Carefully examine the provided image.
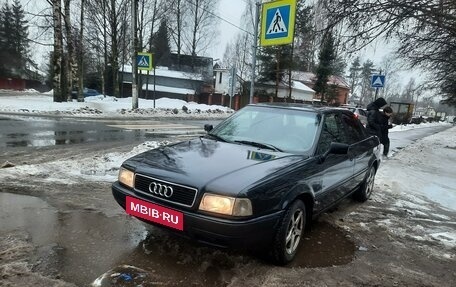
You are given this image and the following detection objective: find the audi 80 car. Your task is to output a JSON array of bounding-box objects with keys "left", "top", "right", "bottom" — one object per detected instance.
[{"left": 112, "top": 103, "right": 381, "bottom": 264}]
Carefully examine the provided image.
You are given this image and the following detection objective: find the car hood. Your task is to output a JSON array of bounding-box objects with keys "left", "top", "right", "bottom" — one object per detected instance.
[{"left": 123, "top": 138, "right": 307, "bottom": 196}]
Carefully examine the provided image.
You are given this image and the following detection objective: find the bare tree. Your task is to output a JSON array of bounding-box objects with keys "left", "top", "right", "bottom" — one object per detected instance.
[
  {"left": 63, "top": 0, "right": 76, "bottom": 101},
  {"left": 347, "top": 56, "right": 362, "bottom": 102},
  {"left": 85, "top": 0, "right": 128, "bottom": 97},
  {"left": 167, "top": 0, "right": 187, "bottom": 67},
  {"left": 184, "top": 0, "right": 220, "bottom": 63},
  {"left": 379, "top": 54, "right": 401, "bottom": 101},
  {"left": 321, "top": 0, "right": 456, "bottom": 106},
  {"left": 109, "top": 0, "right": 123, "bottom": 98},
  {"left": 52, "top": 0, "right": 63, "bottom": 102},
  {"left": 359, "top": 59, "right": 375, "bottom": 106},
  {"left": 222, "top": 1, "right": 256, "bottom": 83},
  {"left": 77, "top": 0, "right": 84, "bottom": 102}
]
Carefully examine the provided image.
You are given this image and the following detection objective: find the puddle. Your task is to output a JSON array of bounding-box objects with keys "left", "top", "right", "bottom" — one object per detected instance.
[
  {"left": 0, "top": 192, "right": 146, "bottom": 286},
  {"left": 0, "top": 192, "right": 356, "bottom": 286},
  {"left": 290, "top": 221, "right": 356, "bottom": 268},
  {"left": 92, "top": 222, "right": 356, "bottom": 286},
  {"left": 3, "top": 129, "right": 151, "bottom": 147}
]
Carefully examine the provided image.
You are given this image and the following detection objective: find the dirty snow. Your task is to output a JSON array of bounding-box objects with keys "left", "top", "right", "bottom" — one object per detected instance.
[{"left": 0, "top": 91, "right": 233, "bottom": 118}]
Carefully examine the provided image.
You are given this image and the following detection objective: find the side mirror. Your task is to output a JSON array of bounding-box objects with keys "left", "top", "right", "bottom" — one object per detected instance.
[
  {"left": 204, "top": 124, "right": 213, "bottom": 132},
  {"left": 319, "top": 142, "right": 349, "bottom": 163},
  {"left": 328, "top": 142, "right": 349, "bottom": 155}
]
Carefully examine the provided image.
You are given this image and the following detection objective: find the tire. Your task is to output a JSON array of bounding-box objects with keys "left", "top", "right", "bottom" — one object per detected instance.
[
  {"left": 354, "top": 166, "right": 376, "bottom": 202},
  {"left": 271, "top": 200, "right": 306, "bottom": 265}
]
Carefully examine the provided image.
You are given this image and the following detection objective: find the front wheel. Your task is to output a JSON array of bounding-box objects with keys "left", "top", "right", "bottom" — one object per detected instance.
[
  {"left": 354, "top": 166, "right": 376, "bottom": 202},
  {"left": 271, "top": 200, "right": 306, "bottom": 265}
]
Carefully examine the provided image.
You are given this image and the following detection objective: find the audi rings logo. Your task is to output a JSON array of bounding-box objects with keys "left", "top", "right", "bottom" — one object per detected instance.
[{"left": 148, "top": 182, "right": 174, "bottom": 198}]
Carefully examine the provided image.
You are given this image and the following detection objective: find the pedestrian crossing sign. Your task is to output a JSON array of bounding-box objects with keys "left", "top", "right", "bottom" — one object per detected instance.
[
  {"left": 371, "top": 75, "right": 386, "bottom": 88},
  {"left": 260, "top": 0, "right": 296, "bottom": 46},
  {"left": 137, "top": 52, "right": 153, "bottom": 71}
]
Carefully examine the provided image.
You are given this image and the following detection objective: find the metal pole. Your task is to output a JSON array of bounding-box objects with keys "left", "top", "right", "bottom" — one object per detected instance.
[
  {"left": 153, "top": 65, "right": 156, "bottom": 109},
  {"left": 249, "top": 1, "right": 260, "bottom": 104},
  {"left": 131, "top": 0, "right": 138, "bottom": 109},
  {"left": 230, "top": 66, "right": 236, "bottom": 109},
  {"left": 145, "top": 69, "right": 149, "bottom": 99}
]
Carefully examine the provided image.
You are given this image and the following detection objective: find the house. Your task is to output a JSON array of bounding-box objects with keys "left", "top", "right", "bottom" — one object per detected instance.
[
  {"left": 120, "top": 65, "right": 205, "bottom": 100},
  {"left": 291, "top": 71, "right": 350, "bottom": 105},
  {"left": 254, "top": 80, "right": 315, "bottom": 103},
  {"left": 212, "top": 65, "right": 242, "bottom": 109},
  {"left": 119, "top": 53, "right": 215, "bottom": 104},
  {"left": 415, "top": 106, "right": 436, "bottom": 118}
]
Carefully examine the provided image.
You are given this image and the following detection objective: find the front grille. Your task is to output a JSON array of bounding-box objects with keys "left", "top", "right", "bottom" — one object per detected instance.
[{"left": 134, "top": 174, "right": 198, "bottom": 207}]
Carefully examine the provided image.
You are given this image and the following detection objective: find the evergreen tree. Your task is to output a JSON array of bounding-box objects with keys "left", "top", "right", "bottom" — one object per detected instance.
[
  {"left": 0, "top": 0, "right": 29, "bottom": 77},
  {"left": 0, "top": 2, "right": 14, "bottom": 76},
  {"left": 151, "top": 19, "right": 171, "bottom": 67},
  {"left": 293, "top": 2, "right": 316, "bottom": 72},
  {"left": 257, "top": 45, "right": 293, "bottom": 97},
  {"left": 313, "top": 31, "right": 336, "bottom": 102}
]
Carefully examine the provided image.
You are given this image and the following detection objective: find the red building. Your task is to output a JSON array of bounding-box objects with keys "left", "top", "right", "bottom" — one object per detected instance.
[{"left": 292, "top": 71, "right": 350, "bottom": 106}]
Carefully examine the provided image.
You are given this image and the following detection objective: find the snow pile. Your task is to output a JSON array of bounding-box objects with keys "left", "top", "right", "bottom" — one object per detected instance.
[
  {"left": 0, "top": 141, "right": 169, "bottom": 184},
  {"left": 0, "top": 93, "right": 234, "bottom": 118}
]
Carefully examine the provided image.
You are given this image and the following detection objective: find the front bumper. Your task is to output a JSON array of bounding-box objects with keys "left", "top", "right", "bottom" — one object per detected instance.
[{"left": 112, "top": 181, "right": 283, "bottom": 249}]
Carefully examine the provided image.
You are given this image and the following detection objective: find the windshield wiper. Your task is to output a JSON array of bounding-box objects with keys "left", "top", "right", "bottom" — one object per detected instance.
[
  {"left": 204, "top": 133, "right": 227, "bottom": 142},
  {"left": 234, "top": 140, "right": 282, "bottom": 152}
]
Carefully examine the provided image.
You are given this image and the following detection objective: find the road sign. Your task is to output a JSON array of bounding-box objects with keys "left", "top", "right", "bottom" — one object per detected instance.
[
  {"left": 371, "top": 75, "right": 386, "bottom": 88},
  {"left": 137, "top": 52, "right": 153, "bottom": 71},
  {"left": 260, "top": 0, "right": 296, "bottom": 46}
]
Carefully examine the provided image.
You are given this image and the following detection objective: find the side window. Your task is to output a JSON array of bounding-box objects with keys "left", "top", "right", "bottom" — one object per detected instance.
[
  {"left": 316, "top": 113, "right": 347, "bottom": 155},
  {"left": 341, "top": 113, "right": 366, "bottom": 143}
]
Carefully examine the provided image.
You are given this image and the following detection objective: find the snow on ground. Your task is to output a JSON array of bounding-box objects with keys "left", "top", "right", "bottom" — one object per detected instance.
[{"left": 0, "top": 91, "right": 234, "bottom": 118}]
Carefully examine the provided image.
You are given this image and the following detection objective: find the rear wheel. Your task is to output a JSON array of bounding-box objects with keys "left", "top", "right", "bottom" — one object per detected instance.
[
  {"left": 354, "top": 166, "right": 376, "bottom": 202},
  {"left": 272, "top": 200, "right": 306, "bottom": 265}
]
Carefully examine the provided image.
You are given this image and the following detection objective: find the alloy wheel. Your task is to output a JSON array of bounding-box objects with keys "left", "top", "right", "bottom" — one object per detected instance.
[
  {"left": 365, "top": 169, "right": 375, "bottom": 198},
  {"left": 285, "top": 209, "right": 304, "bottom": 255}
]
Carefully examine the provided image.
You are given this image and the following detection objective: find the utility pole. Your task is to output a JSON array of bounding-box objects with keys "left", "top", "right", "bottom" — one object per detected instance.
[
  {"left": 249, "top": 0, "right": 260, "bottom": 104},
  {"left": 131, "top": 0, "right": 138, "bottom": 109}
]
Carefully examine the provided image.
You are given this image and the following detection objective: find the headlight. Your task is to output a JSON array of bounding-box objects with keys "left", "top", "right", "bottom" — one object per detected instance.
[
  {"left": 118, "top": 167, "right": 134, "bottom": 188},
  {"left": 199, "top": 193, "right": 252, "bottom": 216}
]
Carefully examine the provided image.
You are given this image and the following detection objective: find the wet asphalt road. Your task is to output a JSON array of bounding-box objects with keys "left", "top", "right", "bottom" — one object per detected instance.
[
  {"left": 0, "top": 116, "right": 452, "bottom": 286},
  {"left": 0, "top": 115, "right": 222, "bottom": 149}
]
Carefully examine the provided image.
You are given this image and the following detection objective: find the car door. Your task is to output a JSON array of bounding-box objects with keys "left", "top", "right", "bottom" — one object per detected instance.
[
  {"left": 340, "top": 112, "right": 373, "bottom": 188},
  {"left": 312, "top": 112, "right": 355, "bottom": 212}
]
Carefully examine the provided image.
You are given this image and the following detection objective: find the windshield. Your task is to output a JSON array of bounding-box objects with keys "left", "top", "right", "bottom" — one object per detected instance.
[{"left": 210, "top": 105, "right": 319, "bottom": 154}]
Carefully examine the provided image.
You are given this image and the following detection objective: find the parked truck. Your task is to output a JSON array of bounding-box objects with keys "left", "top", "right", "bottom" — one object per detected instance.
[{"left": 389, "top": 101, "right": 414, "bottom": 124}]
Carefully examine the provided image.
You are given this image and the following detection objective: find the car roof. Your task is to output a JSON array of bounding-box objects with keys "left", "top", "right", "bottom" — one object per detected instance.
[{"left": 249, "top": 102, "right": 350, "bottom": 114}]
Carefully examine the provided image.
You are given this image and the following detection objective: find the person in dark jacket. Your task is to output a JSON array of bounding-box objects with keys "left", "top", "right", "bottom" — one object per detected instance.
[
  {"left": 379, "top": 106, "right": 393, "bottom": 157},
  {"left": 366, "top": 97, "right": 388, "bottom": 139}
]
